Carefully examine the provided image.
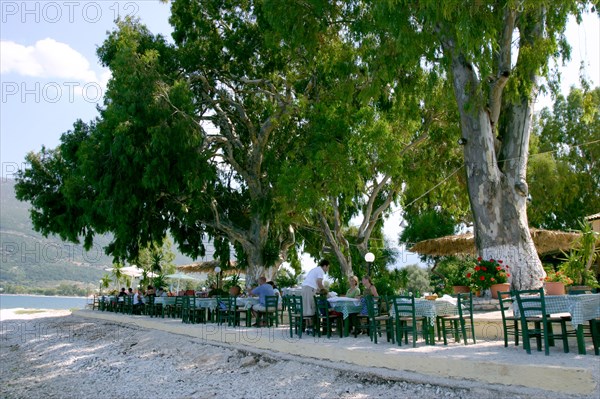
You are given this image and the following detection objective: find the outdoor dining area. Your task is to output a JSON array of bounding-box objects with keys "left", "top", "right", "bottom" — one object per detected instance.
[{"left": 92, "top": 286, "right": 599, "bottom": 356}]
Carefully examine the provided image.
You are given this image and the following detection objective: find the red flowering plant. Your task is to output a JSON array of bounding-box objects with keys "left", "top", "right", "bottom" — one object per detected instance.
[{"left": 466, "top": 257, "right": 510, "bottom": 291}]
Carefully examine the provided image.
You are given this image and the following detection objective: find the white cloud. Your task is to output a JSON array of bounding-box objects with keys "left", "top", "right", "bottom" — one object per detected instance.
[{"left": 1, "top": 38, "right": 99, "bottom": 83}]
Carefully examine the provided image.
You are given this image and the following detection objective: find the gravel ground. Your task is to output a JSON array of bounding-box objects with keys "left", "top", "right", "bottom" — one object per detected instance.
[{"left": 0, "top": 310, "right": 597, "bottom": 399}]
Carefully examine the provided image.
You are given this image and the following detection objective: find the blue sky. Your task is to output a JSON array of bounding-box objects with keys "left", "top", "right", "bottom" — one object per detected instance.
[{"left": 1, "top": 1, "right": 598, "bottom": 270}]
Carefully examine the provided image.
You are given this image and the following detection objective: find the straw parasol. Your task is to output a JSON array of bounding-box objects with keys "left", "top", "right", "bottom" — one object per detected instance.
[
  {"left": 176, "top": 260, "right": 241, "bottom": 276},
  {"left": 164, "top": 272, "right": 202, "bottom": 293},
  {"left": 409, "top": 228, "right": 581, "bottom": 257}
]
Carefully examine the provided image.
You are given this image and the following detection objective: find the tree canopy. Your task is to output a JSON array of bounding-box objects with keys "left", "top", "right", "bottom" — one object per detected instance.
[{"left": 14, "top": 0, "right": 598, "bottom": 289}]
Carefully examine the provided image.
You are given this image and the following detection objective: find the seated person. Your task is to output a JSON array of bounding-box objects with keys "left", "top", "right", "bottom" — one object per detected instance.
[
  {"left": 155, "top": 287, "right": 166, "bottom": 297},
  {"left": 117, "top": 288, "right": 127, "bottom": 301},
  {"left": 345, "top": 276, "right": 361, "bottom": 298},
  {"left": 361, "top": 276, "right": 378, "bottom": 297},
  {"left": 132, "top": 289, "right": 145, "bottom": 314},
  {"left": 146, "top": 285, "right": 156, "bottom": 297},
  {"left": 358, "top": 276, "right": 379, "bottom": 316},
  {"left": 248, "top": 277, "right": 275, "bottom": 324}
]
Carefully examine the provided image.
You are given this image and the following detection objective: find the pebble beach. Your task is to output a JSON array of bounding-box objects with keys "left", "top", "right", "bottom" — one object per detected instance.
[{"left": 1, "top": 309, "right": 598, "bottom": 399}]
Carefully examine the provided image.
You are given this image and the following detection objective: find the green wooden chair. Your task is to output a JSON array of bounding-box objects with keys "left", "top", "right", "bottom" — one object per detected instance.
[
  {"left": 314, "top": 295, "right": 343, "bottom": 338},
  {"left": 233, "top": 298, "right": 252, "bottom": 327},
  {"left": 590, "top": 318, "right": 600, "bottom": 356},
  {"left": 181, "top": 296, "right": 199, "bottom": 324},
  {"left": 514, "top": 288, "right": 574, "bottom": 355},
  {"left": 98, "top": 297, "right": 107, "bottom": 311},
  {"left": 497, "top": 290, "right": 519, "bottom": 347},
  {"left": 216, "top": 296, "right": 237, "bottom": 326},
  {"left": 145, "top": 296, "right": 164, "bottom": 318},
  {"left": 440, "top": 292, "right": 476, "bottom": 345},
  {"left": 256, "top": 295, "right": 279, "bottom": 327},
  {"left": 122, "top": 295, "right": 133, "bottom": 315},
  {"left": 166, "top": 296, "right": 183, "bottom": 319},
  {"left": 287, "top": 295, "right": 311, "bottom": 338},
  {"left": 353, "top": 296, "right": 393, "bottom": 344},
  {"left": 391, "top": 294, "right": 430, "bottom": 347}
]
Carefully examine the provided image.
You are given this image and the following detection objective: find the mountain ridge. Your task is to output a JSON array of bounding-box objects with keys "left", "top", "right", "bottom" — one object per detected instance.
[{"left": 1, "top": 179, "right": 197, "bottom": 291}]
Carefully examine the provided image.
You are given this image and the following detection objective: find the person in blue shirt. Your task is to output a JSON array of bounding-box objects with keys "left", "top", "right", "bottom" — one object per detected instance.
[{"left": 249, "top": 277, "right": 275, "bottom": 324}]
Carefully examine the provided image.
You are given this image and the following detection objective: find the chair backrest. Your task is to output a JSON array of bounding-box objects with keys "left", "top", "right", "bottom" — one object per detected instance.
[
  {"left": 391, "top": 294, "right": 416, "bottom": 319},
  {"left": 182, "top": 296, "right": 191, "bottom": 308},
  {"left": 456, "top": 292, "right": 473, "bottom": 318},
  {"left": 363, "top": 296, "right": 380, "bottom": 318},
  {"left": 497, "top": 290, "right": 514, "bottom": 319},
  {"left": 514, "top": 288, "right": 547, "bottom": 319},
  {"left": 314, "top": 295, "right": 330, "bottom": 317},
  {"left": 217, "top": 296, "right": 235, "bottom": 311},
  {"left": 287, "top": 295, "right": 303, "bottom": 317},
  {"left": 265, "top": 295, "right": 278, "bottom": 312}
]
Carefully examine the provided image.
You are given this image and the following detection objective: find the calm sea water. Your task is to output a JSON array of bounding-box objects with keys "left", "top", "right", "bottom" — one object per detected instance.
[{"left": 0, "top": 294, "right": 90, "bottom": 310}]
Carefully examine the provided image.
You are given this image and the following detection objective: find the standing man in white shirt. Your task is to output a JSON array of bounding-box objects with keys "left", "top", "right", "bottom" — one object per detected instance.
[{"left": 301, "top": 259, "right": 330, "bottom": 317}]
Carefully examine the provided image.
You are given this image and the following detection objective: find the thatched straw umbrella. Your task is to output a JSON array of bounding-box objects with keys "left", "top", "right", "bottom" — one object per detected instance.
[{"left": 409, "top": 228, "right": 581, "bottom": 257}]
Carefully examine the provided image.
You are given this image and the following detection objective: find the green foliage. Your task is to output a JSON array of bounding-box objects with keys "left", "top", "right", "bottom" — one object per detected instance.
[
  {"left": 372, "top": 272, "right": 397, "bottom": 297},
  {"left": 431, "top": 256, "right": 475, "bottom": 295},
  {"left": 152, "top": 274, "right": 168, "bottom": 290},
  {"left": 14, "top": 8, "right": 303, "bottom": 277},
  {"left": 399, "top": 209, "right": 458, "bottom": 252},
  {"left": 558, "top": 220, "right": 600, "bottom": 287},
  {"left": 222, "top": 274, "right": 242, "bottom": 290},
  {"left": 529, "top": 87, "right": 600, "bottom": 229},
  {"left": 328, "top": 278, "right": 350, "bottom": 296},
  {"left": 275, "top": 268, "right": 299, "bottom": 289},
  {"left": 401, "top": 265, "right": 432, "bottom": 296}
]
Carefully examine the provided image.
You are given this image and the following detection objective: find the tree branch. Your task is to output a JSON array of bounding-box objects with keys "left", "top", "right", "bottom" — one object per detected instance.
[{"left": 488, "top": 7, "right": 516, "bottom": 133}]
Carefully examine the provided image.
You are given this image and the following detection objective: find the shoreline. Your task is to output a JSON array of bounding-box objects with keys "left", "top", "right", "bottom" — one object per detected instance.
[
  {"left": 0, "top": 293, "right": 91, "bottom": 299},
  {"left": 0, "top": 308, "right": 72, "bottom": 320}
]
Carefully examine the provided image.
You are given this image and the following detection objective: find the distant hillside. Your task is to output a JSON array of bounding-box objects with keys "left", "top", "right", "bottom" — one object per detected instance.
[{"left": 0, "top": 179, "right": 197, "bottom": 291}]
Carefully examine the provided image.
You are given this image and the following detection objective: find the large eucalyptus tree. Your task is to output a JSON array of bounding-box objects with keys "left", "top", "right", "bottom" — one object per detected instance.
[
  {"left": 266, "top": 0, "right": 595, "bottom": 289},
  {"left": 15, "top": 1, "right": 317, "bottom": 284},
  {"left": 372, "top": 1, "right": 595, "bottom": 289}
]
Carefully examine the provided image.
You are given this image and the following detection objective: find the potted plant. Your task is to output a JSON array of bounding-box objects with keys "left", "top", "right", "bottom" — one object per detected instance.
[
  {"left": 543, "top": 267, "right": 573, "bottom": 295},
  {"left": 466, "top": 257, "right": 510, "bottom": 298},
  {"left": 433, "top": 257, "right": 473, "bottom": 294},
  {"left": 559, "top": 220, "right": 599, "bottom": 291}
]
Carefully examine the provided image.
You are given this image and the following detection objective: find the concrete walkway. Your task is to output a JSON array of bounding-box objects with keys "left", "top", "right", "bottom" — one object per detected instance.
[{"left": 75, "top": 309, "right": 599, "bottom": 397}]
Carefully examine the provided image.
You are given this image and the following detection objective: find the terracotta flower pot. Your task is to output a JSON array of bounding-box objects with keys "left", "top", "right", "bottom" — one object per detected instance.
[
  {"left": 490, "top": 283, "right": 511, "bottom": 299},
  {"left": 452, "top": 285, "right": 470, "bottom": 294},
  {"left": 545, "top": 281, "right": 566, "bottom": 295}
]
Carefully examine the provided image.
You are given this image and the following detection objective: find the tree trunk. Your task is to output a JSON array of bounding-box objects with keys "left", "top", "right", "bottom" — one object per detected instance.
[
  {"left": 450, "top": 57, "right": 544, "bottom": 291},
  {"left": 319, "top": 211, "right": 354, "bottom": 280}
]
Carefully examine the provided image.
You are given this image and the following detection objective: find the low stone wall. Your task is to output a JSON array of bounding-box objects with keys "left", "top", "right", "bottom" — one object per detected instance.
[{"left": 473, "top": 297, "right": 501, "bottom": 311}]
